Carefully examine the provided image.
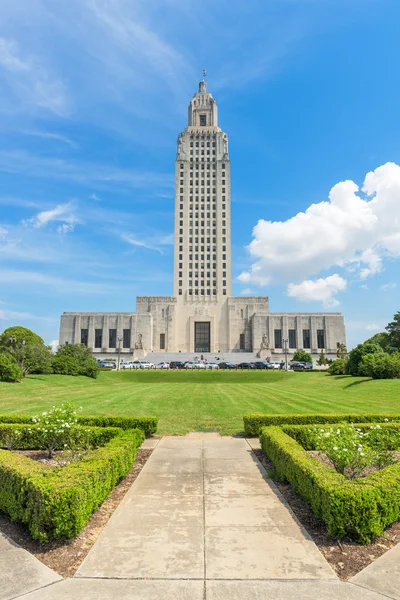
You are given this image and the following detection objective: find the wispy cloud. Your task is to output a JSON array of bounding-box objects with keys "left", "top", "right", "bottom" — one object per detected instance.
[
  {"left": 0, "top": 150, "right": 173, "bottom": 191},
  {"left": 23, "top": 130, "right": 76, "bottom": 147},
  {"left": 23, "top": 201, "right": 80, "bottom": 233},
  {"left": 0, "top": 37, "right": 69, "bottom": 116},
  {"left": 121, "top": 231, "right": 174, "bottom": 253}
]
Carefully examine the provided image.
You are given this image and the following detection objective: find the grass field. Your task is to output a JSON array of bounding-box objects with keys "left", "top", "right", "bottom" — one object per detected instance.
[{"left": 0, "top": 370, "right": 399, "bottom": 435}]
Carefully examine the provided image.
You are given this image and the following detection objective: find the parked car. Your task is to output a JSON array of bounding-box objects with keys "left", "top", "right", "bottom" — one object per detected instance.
[
  {"left": 269, "top": 362, "right": 282, "bottom": 370},
  {"left": 194, "top": 362, "right": 206, "bottom": 369},
  {"left": 131, "top": 360, "right": 143, "bottom": 369},
  {"left": 120, "top": 361, "right": 135, "bottom": 370},
  {"left": 169, "top": 361, "right": 186, "bottom": 369},
  {"left": 217, "top": 362, "right": 236, "bottom": 369},
  {"left": 253, "top": 361, "right": 271, "bottom": 370},
  {"left": 205, "top": 362, "right": 219, "bottom": 370},
  {"left": 237, "top": 362, "right": 255, "bottom": 369},
  {"left": 140, "top": 361, "right": 155, "bottom": 369},
  {"left": 98, "top": 360, "right": 116, "bottom": 369},
  {"left": 156, "top": 362, "right": 170, "bottom": 369},
  {"left": 184, "top": 361, "right": 196, "bottom": 369}
]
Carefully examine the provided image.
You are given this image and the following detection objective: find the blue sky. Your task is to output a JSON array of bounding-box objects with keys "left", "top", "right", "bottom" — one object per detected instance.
[{"left": 0, "top": 0, "right": 399, "bottom": 349}]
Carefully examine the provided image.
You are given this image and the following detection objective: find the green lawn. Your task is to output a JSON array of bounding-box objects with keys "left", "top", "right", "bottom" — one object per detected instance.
[{"left": 0, "top": 370, "right": 399, "bottom": 435}]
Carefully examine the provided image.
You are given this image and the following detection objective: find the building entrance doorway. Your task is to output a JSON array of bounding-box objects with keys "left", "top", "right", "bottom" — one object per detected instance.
[{"left": 195, "top": 322, "right": 210, "bottom": 353}]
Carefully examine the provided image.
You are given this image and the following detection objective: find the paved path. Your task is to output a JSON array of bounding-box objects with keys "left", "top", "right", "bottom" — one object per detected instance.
[{"left": 1, "top": 434, "right": 399, "bottom": 599}]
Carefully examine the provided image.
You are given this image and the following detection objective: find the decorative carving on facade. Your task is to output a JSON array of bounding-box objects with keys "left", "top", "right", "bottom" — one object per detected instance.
[
  {"left": 134, "top": 334, "right": 143, "bottom": 349},
  {"left": 260, "top": 334, "right": 269, "bottom": 350}
]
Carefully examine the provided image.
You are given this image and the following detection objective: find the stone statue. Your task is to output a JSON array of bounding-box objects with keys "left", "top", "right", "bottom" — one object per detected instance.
[
  {"left": 260, "top": 334, "right": 269, "bottom": 350},
  {"left": 134, "top": 334, "right": 143, "bottom": 350}
]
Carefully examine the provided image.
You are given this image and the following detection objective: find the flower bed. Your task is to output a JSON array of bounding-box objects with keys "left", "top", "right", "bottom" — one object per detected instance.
[
  {"left": 244, "top": 412, "right": 400, "bottom": 437},
  {"left": 0, "top": 425, "right": 144, "bottom": 542},
  {"left": 260, "top": 423, "right": 400, "bottom": 543}
]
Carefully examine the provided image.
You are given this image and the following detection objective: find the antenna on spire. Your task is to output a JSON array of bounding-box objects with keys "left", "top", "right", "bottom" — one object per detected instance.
[{"left": 202, "top": 69, "right": 207, "bottom": 79}]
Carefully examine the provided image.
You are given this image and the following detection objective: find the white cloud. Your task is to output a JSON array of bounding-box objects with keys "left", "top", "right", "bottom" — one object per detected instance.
[
  {"left": 287, "top": 274, "right": 347, "bottom": 307},
  {"left": 121, "top": 232, "right": 173, "bottom": 253},
  {"left": 365, "top": 323, "right": 383, "bottom": 332},
  {"left": 24, "top": 202, "right": 79, "bottom": 233},
  {"left": 380, "top": 283, "right": 397, "bottom": 291},
  {"left": 240, "top": 288, "right": 254, "bottom": 295},
  {"left": 49, "top": 339, "right": 59, "bottom": 352},
  {"left": 239, "top": 163, "right": 400, "bottom": 301},
  {"left": 0, "top": 37, "right": 68, "bottom": 116},
  {"left": 24, "top": 130, "right": 76, "bottom": 146},
  {"left": 0, "top": 227, "right": 7, "bottom": 237}
]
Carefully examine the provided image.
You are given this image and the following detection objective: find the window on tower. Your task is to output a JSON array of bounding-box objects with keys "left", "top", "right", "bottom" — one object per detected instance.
[{"left": 200, "top": 114, "right": 207, "bottom": 126}]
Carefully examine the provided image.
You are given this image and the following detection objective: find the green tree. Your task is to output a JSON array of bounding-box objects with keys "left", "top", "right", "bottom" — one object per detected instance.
[
  {"left": 0, "top": 354, "right": 22, "bottom": 382},
  {"left": 317, "top": 350, "right": 327, "bottom": 366},
  {"left": 386, "top": 311, "right": 400, "bottom": 350},
  {"left": 52, "top": 344, "right": 98, "bottom": 379},
  {"left": 359, "top": 352, "right": 400, "bottom": 379},
  {"left": 347, "top": 341, "right": 384, "bottom": 376},
  {"left": 336, "top": 343, "right": 348, "bottom": 359},
  {"left": 0, "top": 326, "right": 44, "bottom": 349},
  {"left": 293, "top": 350, "right": 313, "bottom": 364},
  {"left": 0, "top": 326, "right": 52, "bottom": 376}
]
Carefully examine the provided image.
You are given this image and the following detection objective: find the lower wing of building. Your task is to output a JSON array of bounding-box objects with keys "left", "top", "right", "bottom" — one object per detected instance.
[{"left": 59, "top": 295, "right": 345, "bottom": 360}]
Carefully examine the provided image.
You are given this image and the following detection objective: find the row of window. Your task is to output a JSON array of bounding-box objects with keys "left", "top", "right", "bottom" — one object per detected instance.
[
  {"left": 273, "top": 329, "right": 325, "bottom": 350},
  {"left": 81, "top": 329, "right": 132, "bottom": 349}
]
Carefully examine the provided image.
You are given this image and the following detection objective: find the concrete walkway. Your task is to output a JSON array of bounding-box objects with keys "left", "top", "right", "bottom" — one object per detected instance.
[{"left": 1, "top": 434, "right": 399, "bottom": 599}]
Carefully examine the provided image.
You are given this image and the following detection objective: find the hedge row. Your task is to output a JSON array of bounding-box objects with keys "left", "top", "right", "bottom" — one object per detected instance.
[
  {"left": 0, "top": 424, "right": 121, "bottom": 450},
  {"left": 0, "top": 415, "right": 158, "bottom": 438},
  {"left": 0, "top": 428, "right": 144, "bottom": 542},
  {"left": 260, "top": 425, "right": 400, "bottom": 543},
  {"left": 244, "top": 413, "right": 400, "bottom": 437}
]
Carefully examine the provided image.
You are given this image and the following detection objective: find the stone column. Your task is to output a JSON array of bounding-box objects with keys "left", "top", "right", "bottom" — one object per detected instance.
[
  {"left": 88, "top": 315, "right": 95, "bottom": 349},
  {"left": 267, "top": 316, "right": 274, "bottom": 350},
  {"left": 282, "top": 315, "right": 288, "bottom": 347},
  {"left": 73, "top": 315, "right": 80, "bottom": 344},
  {"left": 311, "top": 316, "right": 318, "bottom": 352},
  {"left": 103, "top": 315, "right": 109, "bottom": 351}
]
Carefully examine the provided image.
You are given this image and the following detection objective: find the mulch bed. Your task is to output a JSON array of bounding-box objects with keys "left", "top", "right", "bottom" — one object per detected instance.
[
  {"left": 253, "top": 448, "right": 400, "bottom": 580},
  {"left": 0, "top": 448, "right": 153, "bottom": 578}
]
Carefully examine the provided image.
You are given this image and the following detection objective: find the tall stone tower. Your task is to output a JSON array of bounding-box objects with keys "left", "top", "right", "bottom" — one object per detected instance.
[{"left": 173, "top": 78, "right": 232, "bottom": 301}]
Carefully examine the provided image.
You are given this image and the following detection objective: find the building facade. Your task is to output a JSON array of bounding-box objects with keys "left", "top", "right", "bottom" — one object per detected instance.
[{"left": 59, "top": 79, "right": 346, "bottom": 360}]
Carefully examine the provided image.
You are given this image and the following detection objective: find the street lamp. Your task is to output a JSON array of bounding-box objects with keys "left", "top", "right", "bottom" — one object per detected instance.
[
  {"left": 117, "top": 334, "right": 123, "bottom": 370},
  {"left": 283, "top": 338, "right": 288, "bottom": 371}
]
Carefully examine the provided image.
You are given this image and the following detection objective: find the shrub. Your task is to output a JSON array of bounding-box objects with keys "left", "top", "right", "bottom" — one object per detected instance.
[
  {"left": 260, "top": 424, "right": 400, "bottom": 543},
  {"left": 0, "top": 427, "right": 144, "bottom": 541},
  {"left": 347, "top": 341, "right": 384, "bottom": 376},
  {"left": 293, "top": 350, "right": 312, "bottom": 364},
  {"left": 328, "top": 358, "right": 347, "bottom": 375},
  {"left": 317, "top": 351, "right": 327, "bottom": 366},
  {"left": 359, "top": 352, "right": 400, "bottom": 379},
  {"left": 0, "top": 354, "right": 22, "bottom": 382},
  {"left": 52, "top": 344, "right": 98, "bottom": 379},
  {"left": 243, "top": 412, "right": 400, "bottom": 437},
  {"left": 0, "top": 414, "right": 158, "bottom": 438},
  {"left": 0, "top": 423, "right": 122, "bottom": 451},
  {"left": 305, "top": 423, "right": 374, "bottom": 479}
]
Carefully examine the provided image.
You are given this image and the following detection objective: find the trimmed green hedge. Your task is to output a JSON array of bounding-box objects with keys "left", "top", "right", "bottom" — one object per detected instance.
[
  {"left": 0, "top": 415, "right": 158, "bottom": 438},
  {"left": 244, "top": 413, "right": 400, "bottom": 437},
  {"left": 0, "top": 424, "right": 122, "bottom": 450},
  {"left": 260, "top": 425, "right": 400, "bottom": 543},
  {"left": 0, "top": 428, "right": 144, "bottom": 542}
]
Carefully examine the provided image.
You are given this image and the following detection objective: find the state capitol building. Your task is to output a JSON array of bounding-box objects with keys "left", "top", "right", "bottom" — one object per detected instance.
[{"left": 60, "top": 79, "right": 346, "bottom": 361}]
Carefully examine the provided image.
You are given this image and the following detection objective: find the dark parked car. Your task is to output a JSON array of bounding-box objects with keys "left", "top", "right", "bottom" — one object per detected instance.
[
  {"left": 218, "top": 362, "right": 236, "bottom": 369},
  {"left": 237, "top": 362, "right": 256, "bottom": 370},
  {"left": 253, "top": 361, "right": 271, "bottom": 370},
  {"left": 169, "top": 361, "right": 186, "bottom": 369}
]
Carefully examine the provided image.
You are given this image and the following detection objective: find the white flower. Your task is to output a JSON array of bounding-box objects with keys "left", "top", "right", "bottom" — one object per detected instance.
[
  {"left": 360, "top": 452, "right": 365, "bottom": 456},
  {"left": 337, "top": 429, "right": 341, "bottom": 434},
  {"left": 384, "top": 418, "right": 389, "bottom": 422},
  {"left": 333, "top": 446, "right": 338, "bottom": 451},
  {"left": 376, "top": 425, "right": 381, "bottom": 429},
  {"left": 343, "top": 448, "right": 347, "bottom": 452}
]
